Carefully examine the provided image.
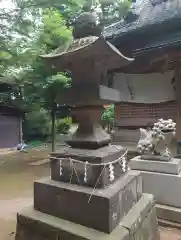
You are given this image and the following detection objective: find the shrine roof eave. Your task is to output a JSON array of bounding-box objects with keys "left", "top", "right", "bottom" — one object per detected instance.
[
  {"left": 0, "top": 103, "right": 26, "bottom": 115},
  {"left": 41, "top": 36, "right": 134, "bottom": 71},
  {"left": 133, "top": 38, "right": 181, "bottom": 58},
  {"left": 104, "top": 16, "right": 181, "bottom": 45},
  {"left": 110, "top": 42, "right": 181, "bottom": 74},
  {"left": 103, "top": 0, "right": 181, "bottom": 50}
]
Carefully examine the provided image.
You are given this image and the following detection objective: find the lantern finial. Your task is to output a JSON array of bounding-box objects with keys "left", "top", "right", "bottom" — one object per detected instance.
[{"left": 72, "top": 12, "right": 102, "bottom": 39}]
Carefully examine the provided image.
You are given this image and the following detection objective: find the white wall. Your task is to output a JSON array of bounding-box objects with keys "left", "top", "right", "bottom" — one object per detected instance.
[{"left": 113, "top": 71, "right": 175, "bottom": 103}]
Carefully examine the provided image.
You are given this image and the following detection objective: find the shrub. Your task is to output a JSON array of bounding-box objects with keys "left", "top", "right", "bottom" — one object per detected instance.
[
  {"left": 56, "top": 117, "right": 72, "bottom": 134},
  {"left": 23, "top": 108, "right": 51, "bottom": 141},
  {"left": 101, "top": 104, "right": 115, "bottom": 133}
]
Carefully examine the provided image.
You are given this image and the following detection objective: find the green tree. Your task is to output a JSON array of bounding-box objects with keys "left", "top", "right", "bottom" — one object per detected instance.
[
  {"left": 0, "top": 0, "right": 131, "bottom": 145},
  {"left": 17, "top": 8, "right": 73, "bottom": 144},
  {"left": 0, "top": 0, "right": 85, "bottom": 75},
  {"left": 83, "top": 0, "right": 131, "bottom": 26},
  {"left": 15, "top": 8, "right": 72, "bottom": 106},
  {"left": 101, "top": 104, "right": 114, "bottom": 133},
  {"left": 43, "top": 73, "right": 71, "bottom": 151}
]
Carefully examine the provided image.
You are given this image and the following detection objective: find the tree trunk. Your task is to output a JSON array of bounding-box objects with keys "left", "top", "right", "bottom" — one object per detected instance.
[{"left": 51, "top": 103, "right": 56, "bottom": 152}]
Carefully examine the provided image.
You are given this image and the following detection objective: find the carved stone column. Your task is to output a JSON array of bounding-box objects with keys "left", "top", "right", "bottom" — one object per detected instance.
[{"left": 67, "top": 106, "right": 111, "bottom": 149}]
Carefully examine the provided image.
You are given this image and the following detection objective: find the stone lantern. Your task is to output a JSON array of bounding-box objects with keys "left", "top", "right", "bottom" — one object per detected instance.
[
  {"left": 42, "top": 21, "right": 132, "bottom": 151},
  {"left": 15, "top": 12, "right": 160, "bottom": 240}
]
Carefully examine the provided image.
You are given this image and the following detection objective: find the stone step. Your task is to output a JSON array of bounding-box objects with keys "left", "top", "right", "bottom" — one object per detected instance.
[
  {"left": 15, "top": 194, "right": 159, "bottom": 240},
  {"left": 130, "top": 161, "right": 181, "bottom": 208},
  {"left": 157, "top": 204, "right": 181, "bottom": 225}
]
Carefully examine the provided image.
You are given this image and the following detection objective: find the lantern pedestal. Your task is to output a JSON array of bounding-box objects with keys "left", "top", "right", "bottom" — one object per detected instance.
[
  {"left": 15, "top": 124, "right": 159, "bottom": 239},
  {"left": 130, "top": 156, "right": 181, "bottom": 224}
]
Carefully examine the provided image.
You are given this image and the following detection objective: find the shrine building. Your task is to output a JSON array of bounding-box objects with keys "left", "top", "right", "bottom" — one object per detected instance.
[{"left": 103, "top": 0, "right": 181, "bottom": 149}]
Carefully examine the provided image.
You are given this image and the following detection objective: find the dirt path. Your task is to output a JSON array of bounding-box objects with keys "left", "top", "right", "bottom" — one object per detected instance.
[
  {"left": 0, "top": 147, "right": 50, "bottom": 240},
  {"left": 159, "top": 227, "right": 181, "bottom": 239}
]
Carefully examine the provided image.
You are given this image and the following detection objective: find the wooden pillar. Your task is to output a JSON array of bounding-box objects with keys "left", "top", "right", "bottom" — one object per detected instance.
[{"left": 174, "top": 64, "right": 181, "bottom": 154}]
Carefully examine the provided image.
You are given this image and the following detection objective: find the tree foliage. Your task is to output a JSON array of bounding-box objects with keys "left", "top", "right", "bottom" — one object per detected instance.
[
  {"left": 0, "top": 0, "right": 132, "bottom": 142},
  {"left": 14, "top": 9, "right": 72, "bottom": 109},
  {"left": 101, "top": 104, "right": 115, "bottom": 133},
  {"left": 17, "top": 8, "right": 74, "bottom": 143},
  {"left": 43, "top": 73, "right": 71, "bottom": 151},
  {"left": 0, "top": 0, "right": 84, "bottom": 75},
  {"left": 83, "top": 0, "right": 131, "bottom": 26},
  {"left": 1, "top": 0, "right": 131, "bottom": 77}
]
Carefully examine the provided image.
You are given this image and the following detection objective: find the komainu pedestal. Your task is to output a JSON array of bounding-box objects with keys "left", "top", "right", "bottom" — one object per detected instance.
[
  {"left": 130, "top": 119, "right": 181, "bottom": 225},
  {"left": 130, "top": 155, "right": 181, "bottom": 225},
  {"left": 15, "top": 12, "right": 159, "bottom": 240}
]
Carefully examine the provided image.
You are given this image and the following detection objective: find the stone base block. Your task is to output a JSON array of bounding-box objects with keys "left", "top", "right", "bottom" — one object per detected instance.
[
  {"left": 51, "top": 145, "right": 127, "bottom": 188},
  {"left": 131, "top": 170, "right": 181, "bottom": 208},
  {"left": 130, "top": 157, "right": 181, "bottom": 209},
  {"left": 157, "top": 204, "right": 181, "bottom": 225},
  {"left": 130, "top": 157, "right": 181, "bottom": 175},
  {"left": 141, "top": 155, "right": 171, "bottom": 162},
  {"left": 34, "top": 171, "right": 142, "bottom": 233},
  {"left": 15, "top": 194, "right": 160, "bottom": 240}
]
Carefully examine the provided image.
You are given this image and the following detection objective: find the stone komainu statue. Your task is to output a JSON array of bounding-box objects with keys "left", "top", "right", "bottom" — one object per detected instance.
[{"left": 137, "top": 118, "right": 176, "bottom": 158}]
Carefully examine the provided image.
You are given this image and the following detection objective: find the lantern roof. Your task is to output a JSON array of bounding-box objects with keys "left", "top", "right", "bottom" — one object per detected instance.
[
  {"left": 41, "top": 35, "right": 133, "bottom": 71},
  {"left": 41, "top": 12, "right": 135, "bottom": 107},
  {"left": 41, "top": 12, "right": 133, "bottom": 72}
]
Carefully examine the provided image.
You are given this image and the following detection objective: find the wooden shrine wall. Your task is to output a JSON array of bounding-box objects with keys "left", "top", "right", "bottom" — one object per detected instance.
[
  {"left": 113, "top": 101, "right": 177, "bottom": 143},
  {"left": 115, "top": 101, "right": 177, "bottom": 128}
]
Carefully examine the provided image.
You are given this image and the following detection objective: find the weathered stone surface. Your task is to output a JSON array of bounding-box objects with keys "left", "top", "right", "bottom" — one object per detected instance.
[
  {"left": 51, "top": 145, "right": 128, "bottom": 188},
  {"left": 65, "top": 107, "right": 111, "bottom": 149},
  {"left": 134, "top": 207, "right": 159, "bottom": 240},
  {"left": 130, "top": 156, "right": 181, "bottom": 224},
  {"left": 130, "top": 157, "right": 181, "bottom": 175},
  {"left": 138, "top": 171, "right": 181, "bottom": 208},
  {"left": 141, "top": 155, "right": 171, "bottom": 162},
  {"left": 137, "top": 172, "right": 143, "bottom": 200},
  {"left": 16, "top": 194, "right": 159, "bottom": 240},
  {"left": 15, "top": 207, "right": 131, "bottom": 240},
  {"left": 120, "top": 194, "right": 160, "bottom": 240},
  {"left": 34, "top": 171, "right": 141, "bottom": 233},
  {"left": 120, "top": 194, "right": 156, "bottom": 235},
  {"left": 51, "top": 145, "right": 125, "bottom": 164},
  {"left": 156, "top": 203, "right": 181, "bottom": 224},
  {"left": 56, "top": 85, "right": 121, "bottom": 106}
]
